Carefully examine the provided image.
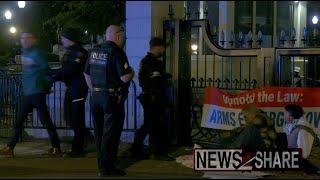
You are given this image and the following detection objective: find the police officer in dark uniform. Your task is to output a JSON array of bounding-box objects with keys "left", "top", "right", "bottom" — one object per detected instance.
[
  {"left": 84, "top": 25, "right": 134, "bottom": 176},
  {"left": 130, "top": 37, "right": 173, "bottom": 161},
  {"left": 50, "top": 28, "right": 91, "bottom": 157}
]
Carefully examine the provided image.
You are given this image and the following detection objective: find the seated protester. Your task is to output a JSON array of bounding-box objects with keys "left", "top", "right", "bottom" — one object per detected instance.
[
  {"left": 211, "top": 104, "right": 277, "bottom": 152},
  {"left": 283, "top": 104, "right": 320, "bottom": 175},
  {"left": 228, "top": 111, "right": 277, "bottom": 151},
  {"left": 258, "top": 109, "right": 288, "bottom": 150}
]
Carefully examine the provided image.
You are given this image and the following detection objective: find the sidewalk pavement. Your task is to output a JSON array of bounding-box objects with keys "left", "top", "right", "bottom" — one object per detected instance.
[
  {"left": 0, "top": 138, "right": 319, "bottom": 179},
  {"left": 0, "top": 138, "right": 203, "bottom": 179}
]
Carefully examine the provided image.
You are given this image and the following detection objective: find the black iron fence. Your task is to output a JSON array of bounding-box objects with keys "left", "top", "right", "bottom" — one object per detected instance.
[
  {"left": 0, "top": 70, "right": 21, "bottom": 138},
  {"left": 189, "top": 62, "right": 262, "bottom": 144},
  {"left": 278, "top": 55, "right": 320, "bottom": 87},
  {"left": 178, "top": 21, "right": 264, "bottom": 144},
  {"left": 0, "top": 69, "right": 138, "bottom": 139},
  {"left": 162, "top": 18, "right": 269, "bottom": 144}
]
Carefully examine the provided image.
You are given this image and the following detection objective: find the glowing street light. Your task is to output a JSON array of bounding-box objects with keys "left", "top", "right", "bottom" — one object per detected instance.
[
  {"left": 18, "top": 1, "right": 26, "bottom": 8},
  {"left": 10, "top": 26, "right": 17, "bottom": 34},
  {"left": 85, "top": 30, "right": 88, "bottom": 35},
  {"left": 312, "top": 16, "right": 318, "bottom": 25},
  {"left": 191, "top": 44, "right": 198, "bottom": 51},
  {"left": 4, "top": 10, "right": 12, "bottom": 20}
]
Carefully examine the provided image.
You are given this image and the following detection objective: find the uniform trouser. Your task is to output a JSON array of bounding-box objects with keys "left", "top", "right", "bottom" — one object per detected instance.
[
  {"left": 8, "top": 93, "right": 60, "bottom": 149},
  {"left": 64, "top": 88, "right": 88, "bottom": 153},
  {"left": 91, "top": 91, "right": 127, "bottom": 172},
  {"left": 132, "top": 93, "right": 168, "bottom": 156}
]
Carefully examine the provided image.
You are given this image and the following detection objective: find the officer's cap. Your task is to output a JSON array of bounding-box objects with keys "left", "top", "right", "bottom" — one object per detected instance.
[
  {"left": 150, "top": 37, "right": 168, "bottom": 48},
  {"left": 61, "top": 27, "right": 79, "bottom": 43}
]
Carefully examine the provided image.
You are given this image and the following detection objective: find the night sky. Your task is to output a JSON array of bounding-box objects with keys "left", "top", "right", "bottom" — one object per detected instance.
[{"left": 0, "top": 1, "right": 40, "bottom": 54}]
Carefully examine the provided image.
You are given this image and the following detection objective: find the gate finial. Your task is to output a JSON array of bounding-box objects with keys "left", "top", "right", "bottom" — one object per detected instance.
[
  {"left": 220, "top": 30, "right": 225, "bottom": 47},
  {"left": 302, "top": 27, "right": 307, "bottom": 46},
  {"left": 238, "top": 32, "right": 244, "bottom": 48},
  {"left": 280, "top": 30, "right": 286, "bottom": 46},
  {"left": 290, "top": 28, "right": 296, "bottom": 47},
  {"left": 204, "top": 1, "right": 208, "bottom": 19},
  {"left": 257, "top": 31, "right": 263, "bottom": 47},
  {"left": 168, "top": 4, "right": 174, "bottom": 19},
  {"left": 247, "top": 31, "right": 253, "bottom": 48},
  {"left": 185, "top": 5, "right": 191, "bottom": 20},
  {"left": 229, "top": 31, "right": 235, "bottom": 47}
]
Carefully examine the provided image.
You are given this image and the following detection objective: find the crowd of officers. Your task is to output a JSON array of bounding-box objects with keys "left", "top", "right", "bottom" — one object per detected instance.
[{"left": 0, "top": 25, "right": 173, "bottom": 176}]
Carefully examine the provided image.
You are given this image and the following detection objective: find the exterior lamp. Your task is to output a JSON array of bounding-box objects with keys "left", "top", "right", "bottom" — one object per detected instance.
[
  {"left": 10, "top": 26, "right": 17, "bottom": 34},
  {"left": 18, "top": 1, "right": 26, "bottom": 8},
  {"left": 4, "top": 10, "right": 12, "bottom": 20},
  {"left": 312, "top": 16, "right": 318, "bottom": 25}
]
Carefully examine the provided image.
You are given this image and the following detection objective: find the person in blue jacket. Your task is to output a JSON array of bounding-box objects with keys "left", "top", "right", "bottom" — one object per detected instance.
[{"left": 0, "top": 28, "right": 63, "bottom": 157}]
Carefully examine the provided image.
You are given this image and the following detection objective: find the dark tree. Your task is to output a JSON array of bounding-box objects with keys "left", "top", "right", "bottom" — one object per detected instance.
[
  {"left": 0, "top": 1, "right": 125, "bottom": 55},
  {"left": 42, "top": 1, "right": 126, "bottom": 45}
]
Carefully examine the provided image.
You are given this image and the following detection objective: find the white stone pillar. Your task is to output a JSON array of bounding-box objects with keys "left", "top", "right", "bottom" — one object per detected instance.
[
  {"left": 199, "top": 1, "right": 205, "bottom": 20},
  {"left": 126, "top": 1, "right": 184, "bottom": 81},
  {"left": 151, "top": 1, "right": 184, "bottom": 37},
  {"left": 252, "top": 1, "right": 256, "bottom": 47},
  {"left": 125, "top": 1, "right": 151, "bottom": 142},
  {"left": 273, "top": 1, "right": 277, "bottom": 47},
  {"left": 293, "top": 1, "right": 307, "bottom": 47},
  {"left": 125, "top": 1, "right": 184, "bottom": 143},
  {"left": 219, "top": 1, "right": 234, "bottom": 48}
]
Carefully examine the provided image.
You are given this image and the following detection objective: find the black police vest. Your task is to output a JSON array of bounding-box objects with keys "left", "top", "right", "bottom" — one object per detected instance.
[
  {"left": 62, "top": 46, "right": 87, "bottom": 82},
  {"left": 88, "top": 47, "right": 111, "bottom": 88}
]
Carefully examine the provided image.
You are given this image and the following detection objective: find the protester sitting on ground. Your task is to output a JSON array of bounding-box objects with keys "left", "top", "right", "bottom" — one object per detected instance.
[
  {"left": 198, "top": 104, "right": 278, "bottom": 152},
  {"left": 283, "top": 104, "right": 320, "bottom": 175},
  {"left": 227, "top": 104, "right": 277, "bottom": 151}
]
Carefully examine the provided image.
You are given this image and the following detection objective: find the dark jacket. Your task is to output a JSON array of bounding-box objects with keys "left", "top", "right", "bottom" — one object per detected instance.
[
  {"left": 138, "top": 52, "right": 171, "bottom": 94},
  {"left": 53, "top": 43, "right": 88, "bottom": 97}
]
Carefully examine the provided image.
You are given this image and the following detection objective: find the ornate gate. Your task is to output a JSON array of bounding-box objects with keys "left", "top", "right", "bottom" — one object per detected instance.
[{"left": 163, "top": 18, "right": 320, "bottom": 146}]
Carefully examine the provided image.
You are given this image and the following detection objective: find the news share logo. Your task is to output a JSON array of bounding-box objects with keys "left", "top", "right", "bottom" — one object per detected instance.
[{"left": 194, "top": 149, "right": 301, "bottom": 171}]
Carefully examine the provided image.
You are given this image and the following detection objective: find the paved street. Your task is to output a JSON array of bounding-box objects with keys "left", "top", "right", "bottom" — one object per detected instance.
[
  {"left": 0, "top": 138, "right": 203, "bottom": 179},
  {"left": 0, "top": 138, "right": 319, "bottom": 179}
]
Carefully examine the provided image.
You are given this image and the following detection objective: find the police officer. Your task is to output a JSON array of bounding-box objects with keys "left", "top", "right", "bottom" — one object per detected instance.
[
  {"left": 130, "top": 37, "right": 173, "bottom": 161},
  {"left": 50, "top": 28, "right": 92, "bottom": 157},
  {"left": 0, "top": 28, "right": 62, "bottom": 157},
  {"left": 84, "top": 25, "right": 134, "bottom": 176}
]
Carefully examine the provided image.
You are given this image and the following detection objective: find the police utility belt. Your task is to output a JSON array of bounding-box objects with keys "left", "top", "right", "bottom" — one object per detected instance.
[
  {"left": 92, "top": 87, "right": 117, "bottom": 94},
  {"left": 92, "top": 87, "right": 123, "bottom": 104}
]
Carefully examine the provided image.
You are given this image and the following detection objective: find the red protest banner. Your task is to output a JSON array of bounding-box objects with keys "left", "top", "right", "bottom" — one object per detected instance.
[
  {"left": 201, "top": 87, "right": 320, "bottom": 133},
  {"left": 204, "top": 87, "right": 320, "bottom": 108}
]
